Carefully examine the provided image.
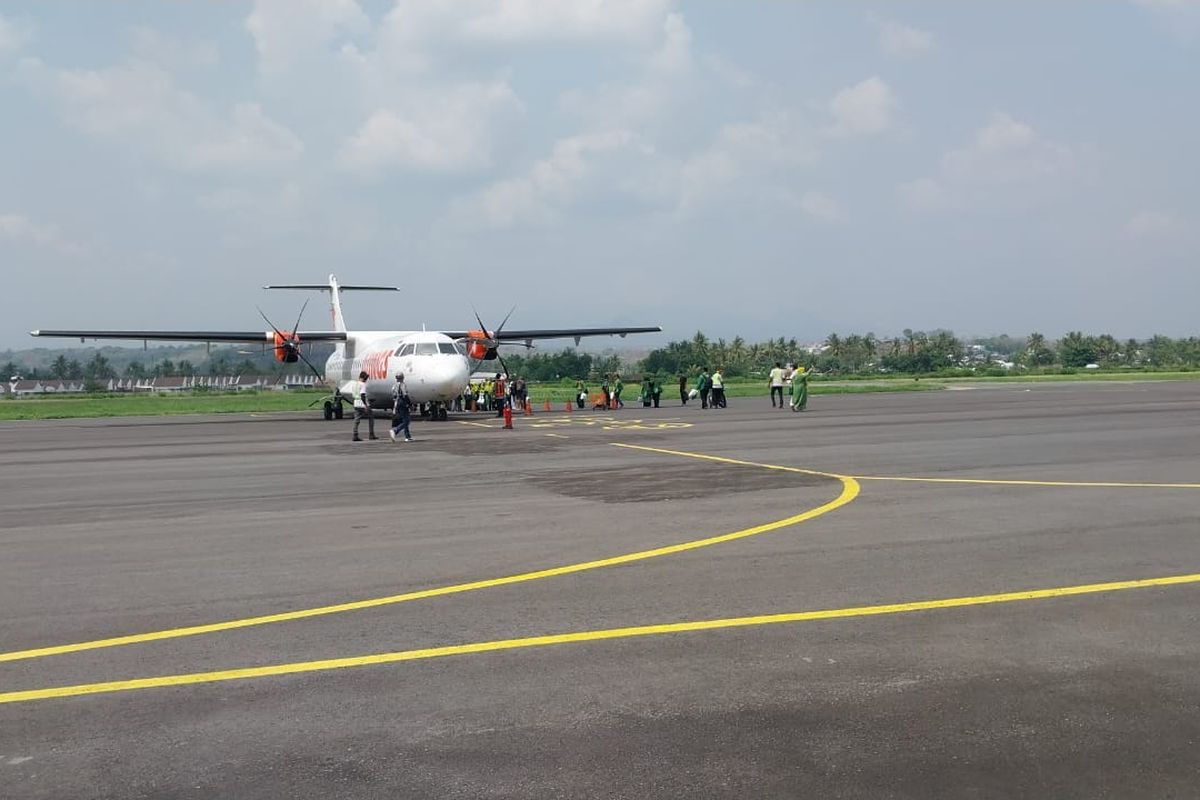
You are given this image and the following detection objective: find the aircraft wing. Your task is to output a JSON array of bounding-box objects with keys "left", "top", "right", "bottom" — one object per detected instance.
[
  {"left": 441, "top": 326, "right": 662, "bottom": 344},
  {"left": 30, "top": 330, "right": 348, "bottom": 343}
]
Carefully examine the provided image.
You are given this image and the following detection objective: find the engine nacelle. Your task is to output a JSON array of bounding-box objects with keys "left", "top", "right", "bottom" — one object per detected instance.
[
  {"left": 465, "top": 328, "right": 495, "bottom": 360},
  {"left": 273, "top": 331, "right": 300, "bottom": 363}
]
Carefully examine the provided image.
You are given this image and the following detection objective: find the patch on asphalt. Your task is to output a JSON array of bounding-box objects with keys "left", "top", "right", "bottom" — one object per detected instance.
[{"left": 541, "top": 461, "right": 828, "bottom": 503}]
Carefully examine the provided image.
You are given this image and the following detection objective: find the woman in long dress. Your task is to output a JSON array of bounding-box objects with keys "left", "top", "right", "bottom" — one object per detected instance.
[{"left": 790, "top": 364, "right": 809, "bottom": 412}]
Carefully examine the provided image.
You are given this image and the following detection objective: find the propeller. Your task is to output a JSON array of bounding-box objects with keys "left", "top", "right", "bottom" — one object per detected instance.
[
  {"left": 256, "top": 302, "right": 326, "bottom": 385},
  {"left": 471, "top": 306, "right": 517, "bottom": 378}
]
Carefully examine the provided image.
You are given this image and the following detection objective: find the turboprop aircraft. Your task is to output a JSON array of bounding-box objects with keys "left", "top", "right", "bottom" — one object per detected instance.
[{"left": 31, "top": 274, "right": 661, "bottom": 421}]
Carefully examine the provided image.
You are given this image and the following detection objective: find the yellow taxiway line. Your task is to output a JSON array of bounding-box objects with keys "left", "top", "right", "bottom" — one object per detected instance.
[
  {"left": 4, "top": 571, "right": 1197, "bottom": 705},
  {"left": 0, "top": 448, "right": 858, "bottom": 664}
]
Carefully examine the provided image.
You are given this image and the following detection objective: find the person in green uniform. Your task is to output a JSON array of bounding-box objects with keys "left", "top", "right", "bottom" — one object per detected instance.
[
  {"left": 639, "top": 375, "right": 653, "bottom": 407},
  {"left": 790, "top": 364, "right": 809, "bottom": 411},
  {"left": 651, "top": 376, "right": 662, "bottom": 408},
  {"left": 575, "top": 379, "right": 588, "bottom": 409}
]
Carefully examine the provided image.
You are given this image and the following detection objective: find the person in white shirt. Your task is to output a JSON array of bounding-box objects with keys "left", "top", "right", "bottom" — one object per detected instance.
[
  {"left": 350, "top": 370, "right": 377, "bottom": 442},
  {"left": 768, "top": 361, "right": 785, "bottom": 408}
]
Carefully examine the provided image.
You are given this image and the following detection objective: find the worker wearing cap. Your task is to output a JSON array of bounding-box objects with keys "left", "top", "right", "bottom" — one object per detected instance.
[
  {"left": 390, "top": 373, "right": 413, "bottom": 442},
  {"left": 493, "top": 373, "right": 507, "bottom": 417}
]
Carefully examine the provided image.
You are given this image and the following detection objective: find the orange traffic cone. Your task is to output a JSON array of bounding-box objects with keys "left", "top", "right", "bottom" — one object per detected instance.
[
  {"left": 565, "top": 401, "right": 573, "bottom": 413},
  {"left": 524, "top": 399, "right": 532, "bottom": 416},
  {"left": 543, "top": 399, "right": 551, "bottom": 412},
  {"left": 503, "top": 403, "right": 513, "bottom": 429}
]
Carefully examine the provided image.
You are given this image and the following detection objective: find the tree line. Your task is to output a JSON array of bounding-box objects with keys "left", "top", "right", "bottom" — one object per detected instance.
[{"left": 634, "top": 330, "right": 1200, "bottom": 377}]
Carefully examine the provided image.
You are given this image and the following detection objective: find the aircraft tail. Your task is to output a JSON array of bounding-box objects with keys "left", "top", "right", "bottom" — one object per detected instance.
[{"left": 263, "top": 275, "right": 399, "bottom": 333}]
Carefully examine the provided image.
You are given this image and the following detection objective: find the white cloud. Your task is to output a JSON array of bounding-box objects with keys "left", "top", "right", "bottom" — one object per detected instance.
[
  {"left": 338, "top": 82, "right": 522, "bottom": 173},
  {"left": 245, "top": 0, "right": 368, "bottom": 75},
  {"left": 900, "top": 112, "right": 1078, "bottom": 211},
  {"left": 800, "top": 191, "right": 845, "bottom": 223},
  {"left": 458, "top": 0, "right": 672, "bottom": 44},
  {"left": 0, "top": 13, "right": 31, "bottom": 55},
  {"left": 677, "top": 115, "right": 817, "bottom": 214},
  {"left": 1124, "top": 209, "right": 1178, "bottom": 238},
  {"left": 0, "top": 214, "right": 86, "bottom": 256},
  {"left": 869, "top": 15, "right": 934, "bottom": 58},
  {"left": 827, "top": 76, "right": 897, "bottom": 137},
  {"left": 559, "top": 11, "right": 694, "bottom": 130},
  {"left": 129, "top": 26, "right": 219, "bottom": 70},
  {"left": 466, "top": 130, "right": 636, "bottom": 228},
  {"left": 25, "top": 60, "right": 303, "bottom": 171}
]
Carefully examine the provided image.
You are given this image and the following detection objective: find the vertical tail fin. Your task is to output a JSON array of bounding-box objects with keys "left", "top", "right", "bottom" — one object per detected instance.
[
  {"left": 262, "top": 277, "right": 398, "bottom": 336},
  {"left": 328, "top": 274, "right": 347, "bottom": 332}
]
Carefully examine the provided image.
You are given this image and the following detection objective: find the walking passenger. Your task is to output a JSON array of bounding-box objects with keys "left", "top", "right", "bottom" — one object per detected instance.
[
  {"left": 576, "top": 379, "right": 588, "bottom": 409},
  {"left": 613, "top": 374, "right": 624, "bottom": 409},
  {"left": 768, "top": 361, "right": 785, "bottom": 408},
  {"left": 696, "top": 368, "right": 711, "bottom": 409},
  {"left": 678, "top": 373, "right": 688, "bottom": 405},
  {"left": 390, "top": 373, "right": 413, "bottom": 442},
  {"left": 651, "top": 376, "right": 662, "bottom": 408},
  {"left": 790, "top": 364, "right": 810, "bottom": 412},
  {"left": 351, "top": 370, "right": 377, "bottom": 441}
]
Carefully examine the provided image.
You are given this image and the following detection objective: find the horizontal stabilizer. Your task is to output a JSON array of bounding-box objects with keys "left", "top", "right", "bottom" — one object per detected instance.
[{"left": 264, "top": 284, "right": 399, "bottom": 291}]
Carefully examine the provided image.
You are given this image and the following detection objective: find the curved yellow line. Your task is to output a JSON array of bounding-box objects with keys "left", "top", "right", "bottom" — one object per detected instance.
[
  {"left": 0, "top": 446, "right": 859, "bottom": 663},
  {"left": 5, "top": 571, "right": 1197, "bottom": 705}
]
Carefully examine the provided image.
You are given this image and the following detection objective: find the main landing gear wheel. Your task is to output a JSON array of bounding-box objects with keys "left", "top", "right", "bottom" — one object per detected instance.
[{"left": 323, "top": 401, "right": 334, "bottom": 421}]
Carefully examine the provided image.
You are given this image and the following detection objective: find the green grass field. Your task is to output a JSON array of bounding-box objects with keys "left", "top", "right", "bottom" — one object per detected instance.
[
  {"left": 3, "top": 370, "right": 1196, "bottom": 420},
  {"left": 0, "top": 391, "right": 330, "bottom": 420}
]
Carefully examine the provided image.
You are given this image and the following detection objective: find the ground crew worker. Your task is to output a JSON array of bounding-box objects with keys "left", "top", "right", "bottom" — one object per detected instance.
[
  {"left": 711, "top": 368, "right": 726, "bottom": 408},
  {"left": 790, "top": 364, "right": 810, "bottom": 412},
  {"left": 651, "top": 376, "right": 662, "bottom": 408},
  {"left": 768, "top": 361, "right": 785, "bottom": 408},
  {"left": 640, "top": 376, "right": 653, "bottom": 407},
  {"left": 613, "top": 374, "right": 624, "bottom": 409},
  {"left": 351, "top": 370, "right": 377, "bottom": 441},
  {"left": 493, "top": 373, "right": 506, "bottom": 417},
  {"left": 696, "top": 368, "right": 711, "bottom": 409}
]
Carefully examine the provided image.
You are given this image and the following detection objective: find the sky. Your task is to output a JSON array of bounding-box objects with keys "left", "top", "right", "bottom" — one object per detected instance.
[{"left": 1, "top": 1, "right": 1197, "bottom": 350}]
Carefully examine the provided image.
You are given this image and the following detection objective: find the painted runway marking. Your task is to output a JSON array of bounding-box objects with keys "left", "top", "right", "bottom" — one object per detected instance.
[
  {"left": 0, "top": 449, "right": 857, "bottom": 663},
  {"left": 4, "top": 572, "right": 1197, "bottom": 705},
  {"left": 852, "top": 475, "right": 1200, "bottom": 489}
]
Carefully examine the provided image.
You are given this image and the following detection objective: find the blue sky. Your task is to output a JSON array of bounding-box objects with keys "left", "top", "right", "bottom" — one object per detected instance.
[{"left": 1, "top": 1, "right": 1196, "bottom": 349}]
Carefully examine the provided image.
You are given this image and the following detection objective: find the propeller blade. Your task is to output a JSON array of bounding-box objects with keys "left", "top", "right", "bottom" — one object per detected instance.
[
  {"left": 472, "top": 306, "right": 489, "bottom": 339},
  {"left": 290, "top": 298, "right": 309, "bottom": 339},
  {"left": 495, "top": 305, "right": 516, "bottom": 336},
  {"left": 497, "top": 351, "right": 511, "bottom": 379},
  {"left": 295, "top": 346, "right": 326, "bottom": 384}
]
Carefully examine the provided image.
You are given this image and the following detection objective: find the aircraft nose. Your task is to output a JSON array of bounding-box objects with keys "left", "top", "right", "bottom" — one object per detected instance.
[{"left": 433, "top": 356, "right": 469, "bottom": 398}]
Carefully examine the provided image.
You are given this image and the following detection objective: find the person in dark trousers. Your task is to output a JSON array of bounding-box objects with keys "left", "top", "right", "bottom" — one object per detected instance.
[
  {"left": 678, "top": 373, "right": 688, "bottom": 405},
  {"left": 575, "top": 379, "right": 588, "bottom": 409},
  {"left": 769, "top": 361, "right": 785, "bottom": 408},
  {"left": 493, "top": 373, "right": 507, "bottom": 417},
  {"left": 351, "top": 370, "right": 377, "bottom": 441},
  {"left": 696, "top": 368, "right": 711, "bottom": 409},
  {"left": 389, "top": 373, "right": 413, "bottom": 442},
  {"left": 651, "top": 376, "right": 662, "bottom": 408},
  {"left": 600, "top": 378, "right": 610, "bottom": 410}
]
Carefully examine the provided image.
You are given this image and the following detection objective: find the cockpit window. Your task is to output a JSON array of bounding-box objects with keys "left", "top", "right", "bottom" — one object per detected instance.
[
  {"left": 415, "top": 342, "right": 439, "bottom": 355},
  {"left": 438, "top": 342, "right": 458, "bottom": 355},
  {"left": 396, "top": 343, "right": 414, "bottom": 356}
]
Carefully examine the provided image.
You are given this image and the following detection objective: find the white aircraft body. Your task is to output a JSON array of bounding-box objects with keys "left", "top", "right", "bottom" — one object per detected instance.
[{"left": 32, "top": 275, "right": 661, "bottom": 420}]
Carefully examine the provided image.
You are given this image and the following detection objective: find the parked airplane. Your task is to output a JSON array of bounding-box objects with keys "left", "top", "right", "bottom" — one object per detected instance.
[{"left": 31, "top": 274, "right": 661, "bottom": 420}]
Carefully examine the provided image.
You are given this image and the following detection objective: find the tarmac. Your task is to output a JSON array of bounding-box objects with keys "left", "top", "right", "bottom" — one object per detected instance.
[{"left": 2, "top": 381, "right": 1199, "bottom": 799}]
